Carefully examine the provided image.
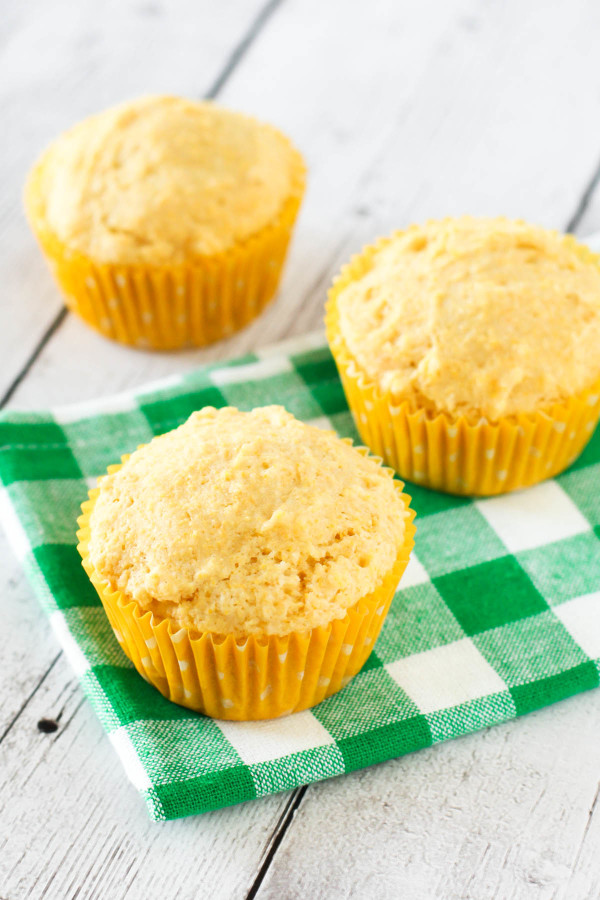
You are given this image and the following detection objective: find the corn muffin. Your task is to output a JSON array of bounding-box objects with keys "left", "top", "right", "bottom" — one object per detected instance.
[
  {"left": 77, "top": 406, "right": 415, "bottom": 719},
  {"left": 25, "top": 95, "right": 305, "bottom": 349},
  {"left": 327, "top": 217, "right": 600, "bottom": 495}
]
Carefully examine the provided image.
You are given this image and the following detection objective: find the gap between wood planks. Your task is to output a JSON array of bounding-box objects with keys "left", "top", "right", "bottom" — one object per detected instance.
[
  {"left": 245, "top": 786, "right": 308, "bottom": 900},
  {"left": 0, "top": 0, "right": 285, "bottom": 411},
  {"left": 565, "top": 154, "right": 600, "bottom": 234},
  {"left": 0, "top": 652, "right": 61, "bottom": 744},
  {"left": 571, "top": 780, "right": 600, "bottom": 873}
]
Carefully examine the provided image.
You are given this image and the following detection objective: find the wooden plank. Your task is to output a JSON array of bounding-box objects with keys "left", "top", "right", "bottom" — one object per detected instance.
[
  {"left": 255, "top": 690, "right": 600, "bottom": 900},
  {"left": 0, "top": 653, "right": 293, "bottom": 900},
  {"left": 0, "top": 0, "right": 278, "bottom": 402}
]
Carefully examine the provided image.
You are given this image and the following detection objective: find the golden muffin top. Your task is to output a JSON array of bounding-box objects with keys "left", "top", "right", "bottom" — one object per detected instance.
[
  {"left": 26, "top": 95, "right": 303, "bottom": 264},
  {"left": 334, "top": 217, "right": 600, "bottom": 420},
  {"left": 87, "top": 406, "right": 407, "bottom": 637}
]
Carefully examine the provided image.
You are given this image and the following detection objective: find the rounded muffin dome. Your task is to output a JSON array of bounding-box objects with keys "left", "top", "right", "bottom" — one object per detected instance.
[
  {"left": 334, "top": 217, "right": 600, "bottom": 420},
  {"left": 87, "top": 406, "right": 408, "bottom": 636},
  {"left": 27, "top": 95, "right": 302, "bottom": 264}
]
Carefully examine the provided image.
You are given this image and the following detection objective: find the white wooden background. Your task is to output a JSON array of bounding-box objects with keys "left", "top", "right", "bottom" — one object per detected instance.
[{"left": 2, "top": 1, "right": 600, "bottom": 897}]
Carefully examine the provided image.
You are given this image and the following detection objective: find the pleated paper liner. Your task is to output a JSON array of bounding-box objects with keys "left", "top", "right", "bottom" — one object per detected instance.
[
  {"left": 76, "top": 450, "right": 416, "bottom": 721},
  {"left": 25, "top": 136, "right": 305, "bottom": 351},
  {"left": 326, "top": 232, "right": 600, "bottom": 496}
]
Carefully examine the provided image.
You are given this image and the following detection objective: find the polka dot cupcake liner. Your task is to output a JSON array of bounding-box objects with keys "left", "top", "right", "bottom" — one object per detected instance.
[
  {"left": 24, "top": 142, "right": 305, "bottom": 351},
  {"left": 76, "top": 451, "right": 415, "bottom": 721},
  {"left": 326, "top": 236, "right": 600, "bottom": 496}
]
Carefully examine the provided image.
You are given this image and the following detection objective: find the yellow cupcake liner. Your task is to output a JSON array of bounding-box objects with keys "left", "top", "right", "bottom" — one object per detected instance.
[
  {"left": 76, "top": 452, "right": 415, "bottom": 721},
  {"left": 326, "top": 231, "right": 600, "bottom": 496},
  {"left": 25, "top": 137, "right": 305, "bottom": 351}
]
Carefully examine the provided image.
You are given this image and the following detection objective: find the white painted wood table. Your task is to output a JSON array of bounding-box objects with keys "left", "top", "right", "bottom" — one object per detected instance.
[{"left": 2, "top": 1, "right": 600, "bottom": 897}]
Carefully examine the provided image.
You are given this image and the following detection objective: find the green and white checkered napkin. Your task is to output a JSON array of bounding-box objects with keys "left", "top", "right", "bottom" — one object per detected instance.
[{"left": 2, "top": 332, "right": 600, "bottom": 821}]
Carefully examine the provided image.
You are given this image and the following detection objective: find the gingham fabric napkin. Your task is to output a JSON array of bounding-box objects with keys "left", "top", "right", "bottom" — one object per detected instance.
[{"left": 1, "top": 333, "right": 599, "bottom": 821}]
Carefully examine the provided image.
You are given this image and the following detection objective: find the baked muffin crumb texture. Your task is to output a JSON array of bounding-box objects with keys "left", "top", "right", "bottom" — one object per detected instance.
[
  {"left": 335, "top": 217, "right": 600, "bottom": 420},
  {"left": 29, "top": 95, "right": 299, "bottom": 264},
  {"left": 88, "top": 406, "right": 407, "bottom": 636}
]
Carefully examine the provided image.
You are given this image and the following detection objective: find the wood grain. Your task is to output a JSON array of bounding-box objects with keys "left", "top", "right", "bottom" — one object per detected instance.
[{"left": 3, "top": 0, "right": 600, "bottom": 897}]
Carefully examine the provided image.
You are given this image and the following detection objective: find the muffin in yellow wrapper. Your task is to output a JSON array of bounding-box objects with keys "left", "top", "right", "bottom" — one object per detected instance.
[
  {"left": 77, "top": 491, "right": 414, "bottom": 721},
  {"left": 25, "top": 96, "right": 306, "bottom": 350},
  {"left": 326, "top": 218, "right": 600, "bottom": 496},
  {"left": 76, "top": 407, "right": 415, "bottom": 720}
]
